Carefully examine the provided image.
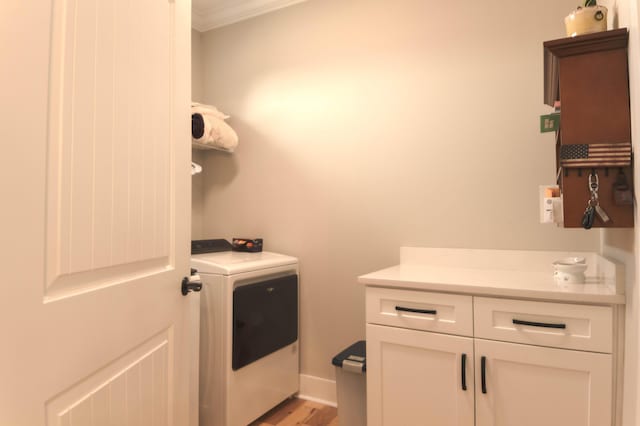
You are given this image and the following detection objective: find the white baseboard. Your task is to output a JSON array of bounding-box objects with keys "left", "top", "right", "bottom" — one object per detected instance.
[{"left": 298, "top": 374, "right": 337, "bottom": 407}]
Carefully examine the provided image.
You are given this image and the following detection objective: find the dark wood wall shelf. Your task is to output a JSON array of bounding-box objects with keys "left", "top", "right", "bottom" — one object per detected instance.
[{"left": 543, "top": 29, "right": 633, "bottom": 228}]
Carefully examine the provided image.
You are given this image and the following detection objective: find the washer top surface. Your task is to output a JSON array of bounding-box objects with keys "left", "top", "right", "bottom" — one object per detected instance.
[{"left": 191, "top": 250, "right": 298, "bottom": 275}]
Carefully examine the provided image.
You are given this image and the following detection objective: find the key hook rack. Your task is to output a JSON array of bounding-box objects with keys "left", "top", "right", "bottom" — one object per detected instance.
[{"left": 544, "top": 29, "right": 634, "bottom": 228}]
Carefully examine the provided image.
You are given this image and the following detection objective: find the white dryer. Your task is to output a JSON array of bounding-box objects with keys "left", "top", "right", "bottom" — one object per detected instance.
[{"left": 191, "top": 241, "right": 299, "bottom": 426}]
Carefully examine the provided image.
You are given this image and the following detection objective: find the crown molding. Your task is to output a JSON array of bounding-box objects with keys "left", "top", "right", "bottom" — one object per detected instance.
[{"left": 192, "top": 0, "right": 308, "bottom": 32}]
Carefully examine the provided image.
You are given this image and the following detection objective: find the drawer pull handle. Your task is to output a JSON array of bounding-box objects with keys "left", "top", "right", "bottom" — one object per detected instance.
[
  {"left": 395, "top": 306, "right": 437, "bottom": 315},
  {"left": 461, "top": 353, "right": 467, "bottom": 391},
  {"left": 512, "top": 319, "right": 566, "bottom": 329},
  {"left": 481, "top": 356, "right": 487, "bottom": 394}
]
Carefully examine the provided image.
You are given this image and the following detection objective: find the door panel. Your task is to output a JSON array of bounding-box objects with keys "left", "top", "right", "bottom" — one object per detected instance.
[
  {"left": 46, "top": 331, "right": 169, "bottom": 426},
  {"left": 0, "top": 0, "right": 193, "bottom": 425},
  {"left": 46, "top": 0, "right": 173, "bottom": 299},
  {"left": 367, "top": 324, "right": 474, "bottom": 426},
  {"left": 475, "top": 338, "right": 612, "bottom": 426}
]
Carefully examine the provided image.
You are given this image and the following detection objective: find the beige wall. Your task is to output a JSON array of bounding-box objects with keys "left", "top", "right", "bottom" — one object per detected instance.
[
  {"left": 191, "top": 29, "right": 204, "bottom": 101},
  {"left": 196, "top": 0, "right": 600, "bottom": 380},
  {"left": 191, "top": 149, "right": 205, "bottom": 239},
  {"left": 192, "top": 29, "right": 205, "bottom": 239}
]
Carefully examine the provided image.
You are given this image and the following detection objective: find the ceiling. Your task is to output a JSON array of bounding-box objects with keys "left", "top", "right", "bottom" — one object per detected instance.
[{"left": 192, "top": 0, "right": 308, "bottom": 32}]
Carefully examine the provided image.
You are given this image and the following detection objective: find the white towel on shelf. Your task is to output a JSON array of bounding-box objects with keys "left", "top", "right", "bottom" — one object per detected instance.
[
  {"left": 191, "top": 102, "right": 238, "bottom": 153},
  {"left": 192, "top": 102, "right": 229, "bottom": 120}
]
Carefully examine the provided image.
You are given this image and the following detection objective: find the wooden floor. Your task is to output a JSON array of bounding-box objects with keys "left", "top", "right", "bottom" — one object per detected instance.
[{"left": 249, "top": 398, "right": 338, "bottom": 426}]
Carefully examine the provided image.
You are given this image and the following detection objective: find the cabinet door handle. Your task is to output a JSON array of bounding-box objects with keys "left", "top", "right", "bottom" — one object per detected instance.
[
  {"left": 395, "top": 306, "right": 437, "bottom": 315},
  {"left": 461, "top": 353, "right": 467, "bottom": 391},
  {"left": 481, "top": 356, "right": 487, "bottom": 394},
  {"left": 512, "top": 319, "right": 566, "bottom": 329}
]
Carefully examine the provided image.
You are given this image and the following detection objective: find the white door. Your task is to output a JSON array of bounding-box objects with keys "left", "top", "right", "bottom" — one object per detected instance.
[
  {"left": 0, "top": 1, "right": 194, "bottom": 425},
  {"left": 366, "top": 324, "right": 474, "bottom": 426},
  {"left": 475, "top": 338, "right": 612, "bottom": 426}
]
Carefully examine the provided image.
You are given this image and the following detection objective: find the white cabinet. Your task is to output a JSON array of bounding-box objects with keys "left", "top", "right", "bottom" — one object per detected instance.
[
  {"left": 474, "top": 297, "right": 613, "bottom": 353},
  {"left": 366, "top": 287, "right": 473, "bottom": 336},
  {"left": 365, "top": 288, "right": 616, "bottom": 426},
  {"left": 366, "top": 324, "right": 474, "bottom": 426},
  {"left": 475, "top": 338, "right": 612, "bottom": 426}
]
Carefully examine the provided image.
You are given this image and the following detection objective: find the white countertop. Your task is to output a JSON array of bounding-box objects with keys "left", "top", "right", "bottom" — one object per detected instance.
[{"left": 358, "top": 248, "right": 625, "bottom": 305}]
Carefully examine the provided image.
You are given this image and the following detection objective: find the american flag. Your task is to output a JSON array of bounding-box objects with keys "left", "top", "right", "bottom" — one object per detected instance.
[{"left": 560, "top": 143, "right": 631, "bottom": 168}]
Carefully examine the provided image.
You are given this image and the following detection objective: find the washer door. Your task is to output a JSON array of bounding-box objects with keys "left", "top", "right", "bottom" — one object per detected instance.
[{"left": 232, "top": 274, "right": 298, "bottom": 370}]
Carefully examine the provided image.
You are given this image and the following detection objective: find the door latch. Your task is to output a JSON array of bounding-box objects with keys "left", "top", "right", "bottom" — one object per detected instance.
[{"left": 182, "top": 268, "right": 202, "bottom": 296}]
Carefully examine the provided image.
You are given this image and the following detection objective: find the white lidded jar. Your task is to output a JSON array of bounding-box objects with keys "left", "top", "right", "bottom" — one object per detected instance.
[{"left": 553, "top": 257, "right": 588, "bottom": 283}]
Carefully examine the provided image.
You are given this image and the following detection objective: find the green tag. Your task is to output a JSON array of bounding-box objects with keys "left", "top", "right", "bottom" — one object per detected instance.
[{"left": 540, "top": 113, "right": 560, "bottom": 133}]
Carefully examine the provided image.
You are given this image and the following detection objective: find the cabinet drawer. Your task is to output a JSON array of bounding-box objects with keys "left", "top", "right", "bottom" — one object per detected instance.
[
  {"left": 474, "top": 297, "right": 613, "bottom": 353},
  {"left": 366, "top": 287, "right": 473, "bottom": 336}
]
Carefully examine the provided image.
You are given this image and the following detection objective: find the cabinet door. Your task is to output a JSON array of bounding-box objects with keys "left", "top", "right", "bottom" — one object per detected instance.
[
  {"left": 366, "top": 324, "right": 474, "bottom": 426},
  {"left": 475, "top": 338, "right": 612, "bottom": 426}
]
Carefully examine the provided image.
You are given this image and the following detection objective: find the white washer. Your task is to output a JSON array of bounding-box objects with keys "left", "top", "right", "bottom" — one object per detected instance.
[{"left": 191, "top": 246, "right": 299, "bottom": 426}]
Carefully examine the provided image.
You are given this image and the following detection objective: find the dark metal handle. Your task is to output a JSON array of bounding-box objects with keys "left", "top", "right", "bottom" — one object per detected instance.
[
  {"left": 461, "top": 353, "right": 467, "bottom": 391},
  {"left": 481, "top": 356, "right": 487, "bottom": 394},
  {"left": 181, "top": 276, "right": 202, "bottom": 296},
  {"left": 395, "top": 306, "right": 437, "bottom": 315},
  {"left": 512, "top": 319, "right": 566, "bottom": 329}
]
